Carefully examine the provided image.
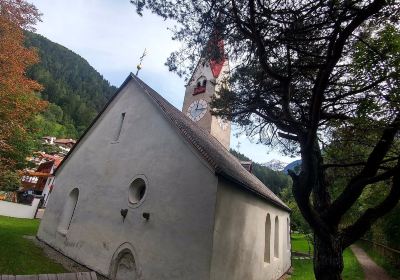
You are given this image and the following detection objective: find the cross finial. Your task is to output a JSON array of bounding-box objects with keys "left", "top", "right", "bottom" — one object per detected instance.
[
  {"left": 136, "top": 48, "right": 148, "bottom": 76},
  {"left": 236, "top": 140, "right": 241, "bottom": 152}
]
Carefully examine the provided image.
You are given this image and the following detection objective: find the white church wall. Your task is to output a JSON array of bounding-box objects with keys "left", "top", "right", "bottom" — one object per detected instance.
[
  {"left": 210, "top": 178, "right": 291, "bottom": 280},
  {"left": 38, "top": 79, "right": 219, "bottom": 280}
]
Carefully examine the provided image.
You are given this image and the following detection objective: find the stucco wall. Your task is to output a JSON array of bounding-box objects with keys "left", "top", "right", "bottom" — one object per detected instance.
[
  {"left": 38, "top": 79, "right": 219, "bottom": 280},
  {"left": 210, "top": 178, "right": 291, "bottom": 280},
  {"left": 0, "top": 198, "right": 40, "bottom": 219}
]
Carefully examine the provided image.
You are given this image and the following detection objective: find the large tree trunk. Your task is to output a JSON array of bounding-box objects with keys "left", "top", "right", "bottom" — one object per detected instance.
[{"left": 313, "top": 235, "right": 344, "bottom": 280}]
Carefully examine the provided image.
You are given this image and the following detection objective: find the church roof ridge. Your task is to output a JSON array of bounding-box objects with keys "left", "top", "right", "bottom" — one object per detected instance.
[
  {"left": 130, "top": 74, "right": 290, "bottom": 212},
  {"left": 55, "top": 73, "right": 289, "bottom": 212}
]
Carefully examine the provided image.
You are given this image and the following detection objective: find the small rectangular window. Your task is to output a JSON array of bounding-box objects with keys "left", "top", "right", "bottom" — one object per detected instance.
[{"left": 114, "top": 112, "right": 126, "bottom": 142}]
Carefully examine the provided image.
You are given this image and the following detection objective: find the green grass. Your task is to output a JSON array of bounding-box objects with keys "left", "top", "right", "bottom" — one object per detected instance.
[
  {"left": 357, "top": 241, "right": 400, "bottom": 279},
  {"left": 342, "top": 249, "right": 364, "bottom": 280},
  {"left": 290, "top": 234, "right": 364, "bottom": 280},
  {"left": 290, "top": 259, "right": 315, "bottom": 280},
  {"left": 291, "top": 233, "right": 313, "bottom": 254},
  {"left": 0, "top": 215, "right": 66, "bottom": 275}
]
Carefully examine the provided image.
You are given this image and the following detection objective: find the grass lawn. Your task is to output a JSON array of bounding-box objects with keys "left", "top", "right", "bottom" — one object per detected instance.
[
  {"left": 291, "top": 233, "right": 313, "bottom": 254},
  {"left": 357, "top": 241, "right": 400, "bottom": 279},
  {"left": 290, "top": 234, "right": 364, "bottom": 280},
  {"left": 0, "top": 215, "right": 66, "bottom": 275}
]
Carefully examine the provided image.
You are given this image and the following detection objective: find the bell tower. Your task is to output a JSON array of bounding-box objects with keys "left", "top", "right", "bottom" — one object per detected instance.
[{"left": 182, "top": 41, "right": 231, "bottom": 149}]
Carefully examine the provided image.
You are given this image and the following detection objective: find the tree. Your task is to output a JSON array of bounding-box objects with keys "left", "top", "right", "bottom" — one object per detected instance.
[
  {"left": 230, "top": 149, "right": 291, "bottom": 194},
  {"left": 0, "top": 0, "right": 44, "bottom": 185},
  {"left": 0, "top": 170, "right": 21, "bottom": 192},
  {"left": 280, "top": 186, "right": 311, "bottom": 235},
  {"left": 325, "top": 119, "right": 400, "bottom": 250},
  {"left": 25, "top": 31, "right": 117, "bottom": 138},
  {"left": 131, "top": 1, "right": 400, "bottom": 279}
]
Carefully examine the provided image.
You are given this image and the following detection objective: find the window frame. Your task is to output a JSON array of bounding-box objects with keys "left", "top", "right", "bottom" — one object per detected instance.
[{"left": 128, "top": 175, "right": 148, "bottom": 208}]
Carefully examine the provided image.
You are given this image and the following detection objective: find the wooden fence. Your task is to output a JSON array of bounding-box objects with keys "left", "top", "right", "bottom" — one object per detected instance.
[{"left": 359, "top": 239, "right": 400, "bottom": 268}]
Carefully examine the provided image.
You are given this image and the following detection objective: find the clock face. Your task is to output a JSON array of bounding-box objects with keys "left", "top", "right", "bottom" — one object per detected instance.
[
  {"left": 217, "top": 117, "right": 229, "bottom": 131},
  {"left": 187, "top": 99, "right": 208, "bottom": 122}
]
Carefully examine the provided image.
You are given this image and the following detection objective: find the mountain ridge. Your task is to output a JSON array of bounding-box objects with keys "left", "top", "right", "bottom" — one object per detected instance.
[
  {"left": 24, "top": 31, "right": 117, "bottom": 138},
  {"left": 230, "top": 149, "right": 291, "bottom": 194}
]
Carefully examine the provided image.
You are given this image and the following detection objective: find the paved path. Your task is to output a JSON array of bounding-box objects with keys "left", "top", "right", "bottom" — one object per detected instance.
[{"left": 350, "top": 244, "right": 395, "bottom": 280}]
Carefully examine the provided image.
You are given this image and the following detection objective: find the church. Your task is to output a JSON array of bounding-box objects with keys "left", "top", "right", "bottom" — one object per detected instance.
[{"left": 37, "top": 47, "right": 291, "bottom": 280}]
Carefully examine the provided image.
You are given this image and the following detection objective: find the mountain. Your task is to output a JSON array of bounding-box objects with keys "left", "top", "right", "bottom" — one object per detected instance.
[
  {"left": 262, "top": 159, "right": 287, "bottom": 171},
  {"left": 283, "top": 160, "right": 302, "bottom": 174},
  {"left": 24, "top": 32, "right": 117, "bottom": 138},
  {"left": 230, "top": 150, "right": 291, "bottom": 194}
]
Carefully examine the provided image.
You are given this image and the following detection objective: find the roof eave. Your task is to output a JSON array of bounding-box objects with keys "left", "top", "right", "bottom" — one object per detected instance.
[{"left": 215, "top": 169, "right": 291, "bottom": 213}]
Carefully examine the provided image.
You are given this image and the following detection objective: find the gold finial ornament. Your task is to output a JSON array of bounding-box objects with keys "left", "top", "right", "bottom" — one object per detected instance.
[{"left": 136, "top": 48, "right": 147, "bottom": 76}]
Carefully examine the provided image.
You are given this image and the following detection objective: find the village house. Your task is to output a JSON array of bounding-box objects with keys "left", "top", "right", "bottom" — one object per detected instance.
[
  {"left": 21, "top": 154, "right": 62, "bottom": 206},
  {"left": 38, "top": 49, "right": 291, "bottom": 280},
  {"left": 42, "top": 137, "right": 76, "bottom": 154}
]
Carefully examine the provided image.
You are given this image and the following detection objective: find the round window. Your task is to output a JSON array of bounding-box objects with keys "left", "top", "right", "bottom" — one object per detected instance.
[{"left": 128, "top": 178, "right": 146, "bottom": 205}]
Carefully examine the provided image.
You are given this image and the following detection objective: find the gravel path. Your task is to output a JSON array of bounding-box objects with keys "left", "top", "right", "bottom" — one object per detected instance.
[
  {"left": 350, "top": 244, "right": 395, "bottom": 280},
  {"left": 24, "top": 236, "right": 109, "bottom": 280}
]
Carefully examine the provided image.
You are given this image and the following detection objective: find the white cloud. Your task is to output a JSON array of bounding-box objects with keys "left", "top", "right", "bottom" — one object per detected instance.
[{"left": 32, "top": 0, "right": 181, "bottom": 82}]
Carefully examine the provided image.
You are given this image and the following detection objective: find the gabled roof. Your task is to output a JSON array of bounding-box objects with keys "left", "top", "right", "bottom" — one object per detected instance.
[
  {"left": 133, "top": 75, "right": 289, "bottom": 212},
  {"left": 37, "top": 160, "right": 55, "bottom": 173},
  {"left": 56, "top": 73, "right": 290, "bottom": 212}
]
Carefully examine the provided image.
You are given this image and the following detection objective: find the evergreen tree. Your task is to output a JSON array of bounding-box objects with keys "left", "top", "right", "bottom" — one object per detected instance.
[
  {"left": 24, "top": 32, "right": 117, "bottom": 138},
  {"left": 131, "top": 1, "right": 400, "bottom": 278},
  {"left": 230, "top": 149, "right": 291, "bottom": 194}
]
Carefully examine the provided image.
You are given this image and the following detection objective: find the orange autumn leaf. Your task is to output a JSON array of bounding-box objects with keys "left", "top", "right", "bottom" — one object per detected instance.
[{"left": 0, "top": 0, "right": 45, "bottom": 175}]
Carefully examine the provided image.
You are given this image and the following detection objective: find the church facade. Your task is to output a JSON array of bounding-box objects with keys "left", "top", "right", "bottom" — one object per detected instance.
[{"left": 38, "top": 53, "right": 291, "bottom": 280}]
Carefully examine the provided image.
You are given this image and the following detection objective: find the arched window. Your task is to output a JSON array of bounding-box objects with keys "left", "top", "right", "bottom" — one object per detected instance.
[
  {"left": 193, "top": 76, "right": 207, "bottom": 95},
  {"left": 58, "top": 188, "right": 79, "bottom": 234},
  {"left": 287, "top": 217, "right": 291, "bottom": 250},
  {"left": 113, "top": 250, "right": 138, "bottom": 280},
  {"left": 274, "top": 216, "right": 280, "bottom": 258},
  {"left": 264, "top": 214, "right": 271, "bottom": 263}
]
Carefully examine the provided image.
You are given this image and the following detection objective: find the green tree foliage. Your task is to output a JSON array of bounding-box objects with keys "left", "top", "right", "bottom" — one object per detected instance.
[
  {"left": 230, "top": 149, "right": 291, "bottom": 194},
  {"left": 280, "top": 186, "right": 310, "bottom": 234},
  {"left": 322, "top": 24, "right": 400, "bottom": 251},
  {"left": 325, "top": 126, "right": 400, "bottom": 250},
  {"left": 24, "top": 32, "right": 117, "bottom": 137},
  {"left": 0, "top": 0, "right": 44, "bottom": 186},
  {"left": 0, "top": 170, "right": 21, "bottom": 192},
  {"left": 132, "top": 1, "right": 400, "bottom": 279}
]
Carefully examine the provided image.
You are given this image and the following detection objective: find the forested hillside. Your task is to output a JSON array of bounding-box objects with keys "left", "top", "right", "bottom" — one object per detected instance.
[
  {"left": 24, "top": 32, "right": 117, "bottom": 138},
  {"left": 230, "top": 149, "right": 291, "bottom": 194}
]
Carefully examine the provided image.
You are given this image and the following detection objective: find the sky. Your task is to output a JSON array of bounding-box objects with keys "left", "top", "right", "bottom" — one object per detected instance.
[{"left": 30, "top": 0, "right": 299, "bottom": 165}]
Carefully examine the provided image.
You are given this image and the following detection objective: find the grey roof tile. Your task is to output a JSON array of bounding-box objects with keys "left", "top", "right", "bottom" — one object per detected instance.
[{"left": 131, "top": 74, "right": 290, "bottom": 212}]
